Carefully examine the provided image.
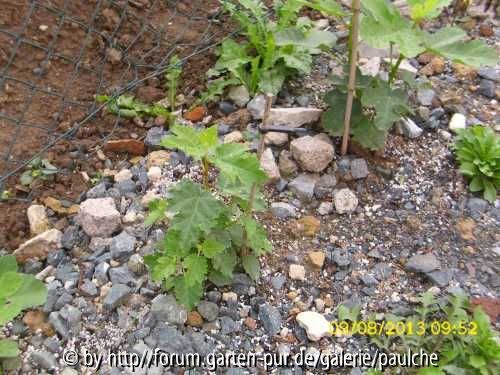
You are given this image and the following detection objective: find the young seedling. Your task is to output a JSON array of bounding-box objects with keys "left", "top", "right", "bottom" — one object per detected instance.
[
  {"left": 20, "top": 156, "right": 59, "bottom": 187},
  {"left": 165, "top": 55, "right": 182, "bottom": 114}
]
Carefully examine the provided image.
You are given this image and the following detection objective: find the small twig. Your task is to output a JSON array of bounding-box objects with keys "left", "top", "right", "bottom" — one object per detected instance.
[{"left": 341, "top": 0, "right": 361, "bottom": 156}]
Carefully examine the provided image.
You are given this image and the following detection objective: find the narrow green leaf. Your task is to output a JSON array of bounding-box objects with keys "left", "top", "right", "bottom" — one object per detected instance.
[{"left": 242, "top": 216, "right": 272, "bottom": 255}]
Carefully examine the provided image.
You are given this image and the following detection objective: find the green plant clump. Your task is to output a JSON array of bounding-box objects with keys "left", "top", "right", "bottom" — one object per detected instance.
[
  {"left": 454, "top": 125, "right": 499, "bottom": 203},
  {"left": 144, "top": 124, "right": 271, "bottom": 309},
  {"left": 322, "top": 0, "right": 498, "bottom": 150},
  {"left": 96, "top": 94, "right": 170, "bottom": 120},
  {"left": 20, "top": 156, "right": 59, "bottom": 187},
  {"left": 367, "top": 292, "right": 500, "bottom": 374},
  {"left": 0, "top": 256, "right": 47, "bottom": 371},
  {"left": 203, "top": 0, "right": 343, "bottom": 99},
  {"left": 165, "top": 55, "right": 182, "bottom": 114}
]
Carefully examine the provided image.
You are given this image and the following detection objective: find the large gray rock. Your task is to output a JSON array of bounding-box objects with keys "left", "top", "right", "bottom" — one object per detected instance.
[
  {"left": 258, "top": 304, "right": 282, "bottom": 336},
  {"left": 405, "top": 253, "right": 440, "bottom": 273},
  {"left": 77, "top": 198, "right": 121, "bottom": 237},
  {"left": 110, "top": 231, "right": 136, "bottom": 260},
  {"left": 478, "top": 79, "right": 495, "bottom": 98},
  {"left": 31, "top": 350, "right": 58, "bottom": 370},
  {"left": 151, "top": 294, "right": 187, "bottom": 325},
  {"left": 290, "top": 136, "right": 334, "bottom": 173},
  {"left": 289, "top": 173, "right": 319, "bottom": 202},
  {"left": 109, "top": 265, "right": 136, "bottom": 285}
]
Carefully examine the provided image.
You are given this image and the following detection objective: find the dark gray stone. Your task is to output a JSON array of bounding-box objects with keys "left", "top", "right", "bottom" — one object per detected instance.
[
  {"left": 427, "top": 269, "right": 452, "bottom": 287},
  {"left": 289, "top": 174, "right": 318, "bottom": 202},
  {"left": 219, "top": 101, "right": 237, "bottom": 115},
  {"left": 467, "top": 197, "right": 489, "bottom": 215},
  {"left": 478, "top": 67, "right": 499, "bottom": 82},
  {"left": 110, "top": 231, "right": 136, "bottom": 260},
  {"left": 258, "top": 304, "right": 282, "bottom": 336},
  {"left": 197, "top": 301, "right": 219, "bottom": 322},
  {"left": 115, "top": 179, "right": 136, "bottom": 195},
  {"left": 405, "top": 254, "right": 440, "bottom": 273},
  {"left": 314, "top": 174, "right": 337, "bottom": 199},
  {"left": 350, "top": 159, "right": 369, "bottom": 179},
  {"left": 94, "top": 262, "right": 110, "bottom": 285},
  {"left": 86, "top": 182, "right": 107, "bottom": 199},
  {"left": 206, "top": 291, "right": 221, "bottom": 304},
  {"left": 220, "top": 316, "right": 241, "bottom": 334},
  {"left": 61, "top": 225, "right": 80, "bottom": 250},
  {"left": 79, "top": 279, "right": 98, "bottom": 297},
  {"left": 360, "top": 274, "right": 378, "bottom": 286},
  {"left": 271, "top": 275, "right": 286, "bottom": 290},
  {"left": 109, "top": 265, "right": 136, "bottom": 285},
  {"left": 231, "top": 273, "right": 252, "bottom": 295},
  {"left": 373, "top": 262, "right": 393, "bottom": 280},
  {"left": 56, "top": 263, "right": 79, "bottom": 283},
  {"left": 103, "top": 284, "right": 131, "bottom": 310},
  {"left": 332, "top": 249, "right": 352, "bottom": 267},
  {"left": 478, "top": 79, "right": 495, "bottom": 98}
]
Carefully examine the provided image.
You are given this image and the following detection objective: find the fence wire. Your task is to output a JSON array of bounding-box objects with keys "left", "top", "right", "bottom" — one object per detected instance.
[{"left": 0, "top": 0, "right": 230, "bottom": 192}]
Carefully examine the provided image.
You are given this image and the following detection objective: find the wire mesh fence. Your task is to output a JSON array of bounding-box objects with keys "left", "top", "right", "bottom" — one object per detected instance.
[{"left": 0, "top": 0, "right": 230, "bottom": 192}]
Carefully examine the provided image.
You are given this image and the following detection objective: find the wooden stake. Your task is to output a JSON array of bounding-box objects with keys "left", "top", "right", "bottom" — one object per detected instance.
[{"left": 341, "top": 0, "right": 361, "bottom": 156}]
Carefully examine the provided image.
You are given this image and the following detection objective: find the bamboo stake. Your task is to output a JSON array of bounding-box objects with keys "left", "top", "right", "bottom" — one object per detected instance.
[{"left": 341, "top": 0, "right": 361, "bottom": 156}]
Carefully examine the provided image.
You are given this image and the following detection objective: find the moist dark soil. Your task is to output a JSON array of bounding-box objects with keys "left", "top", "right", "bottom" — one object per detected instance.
[{"left": 0, "top": 0, "right": 231, "bottom": 250}]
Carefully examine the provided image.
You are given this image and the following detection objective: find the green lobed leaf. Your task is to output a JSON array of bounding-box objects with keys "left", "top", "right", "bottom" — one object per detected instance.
[
  {"left": 199, "top": 239, "right": 226, "bottom": 259},
  {"left": 242, "top": 255, "right": 260, "bottom": 280},
  {"left": 242, "top": 216, "right": 272, "bottom": 256},
  {"left": 161, "top": 125, "right": 218, "bottom": 160},
  {"left": 351, "top": 117, "right": 388, "bottom": 150},
  {"left": 423, "top": 27, "right": 499, "bottom": 68},
  {"left": 211, "top": 143, "right": 268, "bottom": 188},
  {"left": 275, "top": 28, "right": 337, "bottom": 50},
  {"left": 360, "top": 0, "right": 426, "bottom": 58},
  {"left": 0, "top": 274, "right": 47, "bottom": 327},
  {"left": 172, "top": 276, "right": 203, "bottom": 310},
  {"left": 148, "top": 256, "right": 177, "bottom": 283},
  {"left": 300, "top": 0, "right": 346, "bottom": 17},
  {"left": 407, "top": 0, "right": 452, "bottom": 22},
  {"left": 182, "top": 255, "right": 208, "bottom": 287},
  {"left": 212, "top": 248, "right": 238, "bottom": 278},
  {"left": 257, "top": 68, "right": 286, "bottom": 95},
  {"left": 145, "top": 199, "right": 168, "bottom": 227},
  {"left": 361, "top": 78, "right": 409, "bottom": 131},
  {"left": 166, "top": 180, "right": 225, "bottom": 251},
  {"left": 0, "top": 256, "right": 17, "bottom": 274}
]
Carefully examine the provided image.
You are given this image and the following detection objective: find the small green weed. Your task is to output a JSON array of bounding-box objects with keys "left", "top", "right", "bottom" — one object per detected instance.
[{"left": 20, "top": 156, "right": 59, "bottom": 187}]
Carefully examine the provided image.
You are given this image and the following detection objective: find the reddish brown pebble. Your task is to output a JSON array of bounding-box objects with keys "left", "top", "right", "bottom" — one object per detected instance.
[
  {"left": 244, "top": 317, "right": 257, "bottom": 330},
  {"left": 186, "top": 311, "right": 204, "bottom": 328},
  {"left": 104, "top": 139, "right": 146, "bottom": 155},
  {"left": 479, "top": 24, "right": 494, "bottom": 37},
  {"left": 184, "top": 106, "right": 206, "bottom": 122}
]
